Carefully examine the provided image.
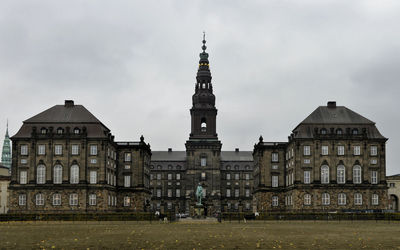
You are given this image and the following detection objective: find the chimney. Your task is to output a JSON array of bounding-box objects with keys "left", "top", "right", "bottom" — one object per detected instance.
[
  {"left": 65, "top": 100, "right": 74, "bottom": 107},
  {"left": 168, "top": 148, "right": 172, "bottom": 152},
  {"left": 327, "top": 101, "right": 336, "bottom": 108},
  {"left": 235, "top": 148, "right": 239, "bottom": 152}
]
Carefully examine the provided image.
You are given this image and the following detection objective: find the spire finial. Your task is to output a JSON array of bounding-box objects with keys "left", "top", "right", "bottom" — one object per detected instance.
[
  {"left": 202, "top": 31, "right": 207, "bottom": 52},
  {"left": 5, "top": 119, "right": 9, "bottom": 137}
]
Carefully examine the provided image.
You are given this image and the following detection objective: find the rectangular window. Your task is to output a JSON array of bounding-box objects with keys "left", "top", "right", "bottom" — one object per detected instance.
[
  {"left": 272, "top": 196, "right": 279, "bottom": 206},
  {"left": 338, "top": 193, "right": 346, "bottom": 206},
  {"left": 69, "top": 193, "right": 78, "bottom": 206},
  {"left": 389, "top": 183, "right": 395, "bottom": 188},
  {"left": 20, "top": 170, "right": 27, "bottom": 184},
  {"left": 272, "top": 164, "right": 278, "bottom": 170},
  {"left": 271, "top": 153, "right": 279, "bottom": 162},
  {"left": 245, "top": 189, "right": 250, "bottom": 197},
  {"left": 201, "top": 172, "right": 206, "bottom": 180},
  {"left": 38, "top": 145, "right": 46, "bottom": 155},
  {"left": 370, "top": 159, "right": 377, "bottom": 165},
  {"left": 226, "top": 189, "right": 231, "bottom": 197},
  {"left": 156, "top": 189, "right": 161, "bottom": 198},
  {"left": 235, "top": 173, "right": 240, "bottom": 180},
  {"left": 124, "top": 196, "right": 130, "bottom": 207},
  {"left": 371, "top": 171, "right": 378, "bottom": 184},
  {"left": 354, "top": 146, "right": 361, "bottom": 156},
  {"left": 89, "top": 170, "right": 97, "bottom": 184},
  {"left": 304, "top": 194, "right": 311, "bottom": 205},
  {"left": 303, "top": 159, "right": 310, "bottom": 164},
  {"left": 124, "top": 152, "right": 131, "bottom": 162},
  {"left": 90, "top": 145, "right": 98, "bottom": 156},
  {"left": 303, "top": 146, "right": 310, "bottom": 156},
  {"left": 304, "top": 171, "right": 310, "bottom": 184},
  {"left": 89, "top": 194, "right": 96, "bottom": 206},
  {"left": 176, "top": 189, "right": 181, "bottom": 198},
  {"left": 168, "top": 189, "right": 172, "bottom": 197},
  {"left": 21, "top": 159, "right": 27, "bottom": 164},
  {"left": 53, "top": 194, "right": 61, "bottom": 206},
  {"left": 20, "top": 145, "right": 28, "bottom": 155},
  {"left": 226, "top": 173, "right": 231, "bottom": 180},
  {"left": 372, "top": 194, "right": 379, "bottom": 205},
  {"left": 337, "top": 146, "right": 345, "bottom": 156},
  {"left": 200, "top": 157, "right": 207, "bottom": 167},
  {"left": 54, "top": 145, "right": 62, "bottom": 155},
  {"left": 176, "top": 173, "right": 181, "bottom": 180},
  {"left": 168, "top": 173, "right": 172, "bottom": 180},
  {"left": 124, "top": 165, "right": 130, "bottom": 169},
  {"left": 370, "top": 146, "right": 378, "bottom": 156},
  {"left": 235, "top": 189, "right": 239, "bottom": 198},
  {"left": 71, "top": 144, "right": 79, "bottom": 155},
  {"left": 272, "top": 176, "right": 278, "bottom": 187},
  {"left": 354, "top": 193, "right": 362, "bottom": 205},
  {"left": 36, "top": 193, "right": 44, "bottom": 206},
  {"left": 124, "top": 175, "right": 131, "bottom": 187},
  {"left": 90, "top": 158, "right": 97, "bottom": 164},
  {"left": 245, "top": 173, "right": 250, "bottom": 180},
  {"left": 19, "top": 194, "right": 26, "bottom": 206},
  {"left": 157, "top": 174, "right": 161, "bottom": 180},
  {"left": 321, "top": 146, "right": 329, "bottom": 156}
]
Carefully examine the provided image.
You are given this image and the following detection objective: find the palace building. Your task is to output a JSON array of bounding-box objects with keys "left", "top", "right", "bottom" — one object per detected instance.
[{"left": 8, "top": 37, "right": 388, "bottom": 214}]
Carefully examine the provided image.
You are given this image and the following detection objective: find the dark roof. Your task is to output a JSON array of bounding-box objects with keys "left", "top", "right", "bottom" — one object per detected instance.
[
  {"left": 151, "top": 151, "right": 186, "bottom": 161},
  {"left": 25, "top": 104, "right": 103, "bottom": 124},
  {"left": 300, "top": 106, "right": 374, "bottom": 125},
  {"left": 221, "top": 151, "right": 253, "bottom": 161},
  {"left": 387, "top": 174, "right": 400, "bottom": 180}
]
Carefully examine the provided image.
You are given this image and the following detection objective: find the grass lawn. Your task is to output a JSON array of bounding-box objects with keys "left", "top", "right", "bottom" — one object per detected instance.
[{"left": 1, "top": 220, "right": 400, "bottom": 249}]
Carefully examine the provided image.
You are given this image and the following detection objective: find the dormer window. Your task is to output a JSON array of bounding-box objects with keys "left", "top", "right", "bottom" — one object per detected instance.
[
  {"left": 41, "top": 128, "right": 47, "bottom": 134},
  {"left": 74, "top": 128, "right": 80, "bottom": 134},
  {"left": 320, "top": 128, "right": 327, "bottom": 135},
  {"left": 336, "top": 128, "right": 342, "bottom": 135},
  {"left": 57, "top": 128, "right": 63, "bottom": 134},
  {"left": 352, "top": 128, "right": 359, "bottom": 135}
]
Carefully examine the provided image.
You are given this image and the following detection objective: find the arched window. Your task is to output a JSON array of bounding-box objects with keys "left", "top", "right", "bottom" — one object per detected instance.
[
  {"left": 202, "top": 83, "right": 206, "bottom": 89},
  {"left": 337, "top": 165, "right": 346, "bottom": 184},
  {"left": 304, "top": 194, "right": 311, "bottom": 205},
  {"left": 353, "top": 165, "right": 362, "bottom": 184},
  {"left": 352, "top": 128, "right": 359, "bottom": 135},
  {"left": 201, "top": 118, "right": 207, "bottom": 132},
  {"left": 338, "top": 193, "right": 346, "bottom": 205},
  {"left": 321, "top": 165, "right": 329, "bottom": 184},
  {"left": 53, "top": 165, "right": 62, "bottom": 184},
  {"left": 37, "top": 165, "right": 46, "bottom": 184},
  {"left": 70, "top": 165, "right": 79, "bottom": 184},
  {"left": 57, "top": 127, "right": 63, "bottom": 134},
  {"left": 40, "top": 128, "right": 47, "bottom": 135},
  {"left": 36, "top": 193, "right": 44, "bottom": 206},
  {"left": 53, "top": 193, "right": 61, "bottom": 206},
  {"left": 320, "top": 128, "right": 327, "bottom": 135},
  {"left": 73, "top": 127, "right": 80, "bottom": 134},
  {"left": 322, "top": 193, "right": 330, "bottom": 205},
  {"left": 336, "top": 128, "right": 343, "bottom": 135}
]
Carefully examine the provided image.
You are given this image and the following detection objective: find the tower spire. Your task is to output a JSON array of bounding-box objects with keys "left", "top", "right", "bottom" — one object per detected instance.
[
  {"left": 1, "top": 120, "right": 11, "bottom": 169},
  {"left": 6, "top": 119, "right": 9, "bottom": 138}
]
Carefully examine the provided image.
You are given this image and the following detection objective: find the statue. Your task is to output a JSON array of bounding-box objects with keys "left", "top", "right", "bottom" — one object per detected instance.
[{"left": 195, "top": 183, "right": 203, "bottom": 205}]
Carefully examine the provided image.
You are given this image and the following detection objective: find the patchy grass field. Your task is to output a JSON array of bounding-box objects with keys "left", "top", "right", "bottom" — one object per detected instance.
[{"left": 1, "top": 220, "right": 400, "bottom": 249}]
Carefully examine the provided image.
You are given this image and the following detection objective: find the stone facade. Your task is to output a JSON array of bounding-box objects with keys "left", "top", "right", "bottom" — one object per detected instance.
[
  {"left": 387, "top": 174, "right": 400, "bottom": 211},
  {"left": 0, "top": 165, "right": 10, "bottom": 213}
]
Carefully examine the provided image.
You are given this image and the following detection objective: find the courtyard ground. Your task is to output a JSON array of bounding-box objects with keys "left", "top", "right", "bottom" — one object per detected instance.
[{"left": 0, "top": 220, "right": 400, "bottom": 249}]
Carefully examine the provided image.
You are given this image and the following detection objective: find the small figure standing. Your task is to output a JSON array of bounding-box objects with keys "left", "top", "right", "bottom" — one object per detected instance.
[{"left": 196, "top": 183, "right": 203, "bottom": 205}]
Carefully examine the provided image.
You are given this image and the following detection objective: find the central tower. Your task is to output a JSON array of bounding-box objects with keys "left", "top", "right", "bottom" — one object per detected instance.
[{"left": 185, "top": 34, "right": 222, "bottom": 216}]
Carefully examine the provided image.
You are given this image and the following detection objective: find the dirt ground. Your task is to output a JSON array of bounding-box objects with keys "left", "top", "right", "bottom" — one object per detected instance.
[{"left": 1, "top": 220, "right": 400, "bottom": 249}]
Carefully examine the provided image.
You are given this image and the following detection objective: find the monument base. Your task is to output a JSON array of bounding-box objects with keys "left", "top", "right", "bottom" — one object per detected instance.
[{"left": 193, "top": 204, "right": 205, "bottom": 219}]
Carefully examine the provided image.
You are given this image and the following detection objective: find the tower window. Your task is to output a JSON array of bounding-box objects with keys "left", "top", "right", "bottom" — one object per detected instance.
[
  {"left": 201, "top": 118, "right": 207, "bottom": 132},
  {"left": 202, "top": 83, "right": 206, "bottom": 89}
]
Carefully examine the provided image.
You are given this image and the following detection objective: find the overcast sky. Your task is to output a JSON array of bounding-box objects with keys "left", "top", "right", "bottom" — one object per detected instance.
[{"left": 0, "top": 0, "right": 399, "bottom": 175}]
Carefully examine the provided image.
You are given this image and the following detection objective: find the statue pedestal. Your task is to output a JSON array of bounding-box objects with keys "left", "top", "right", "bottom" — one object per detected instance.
[{"left": 193, "top": 204, "right": 205, "bottom": 219}]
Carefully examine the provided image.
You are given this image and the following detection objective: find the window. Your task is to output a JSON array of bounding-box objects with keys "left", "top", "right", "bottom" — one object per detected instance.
[
  {"left": 303, "top": 146, "right": 311, "bottom": 156},
  {"left": 304, "top": 171, "right": 310, "bottom": 184},
  {"left": 124, "top": 152, "right": 131, "bottom": 162},
  {"left": 69, "top": 193, "right": 78, "bottom": 206},
  {"left": 226, "top": 173, "right": 231, "bottom": 180},
  {"left": 176, "top": 189, "right": 181, "bottom": 198},
  {"left": 322, "top": 193, "right": 330, "bottom": 205},
  {"left": 38, "top": 145, "right": 45, "bottom": 155},
  {"left": 320, "top": 128, "right": 327, "bottom": 134},
  {"left": 389, "top": 183, "right": 395, "bottom": 188},
  {"left": 176, "top": 173, "right": 181, "bottom": 180},
  {"left": 53, "top": 165, "right": 63, "bottom": 184},
  {"left": 167, "top": 189, "right": 172, "bottom": 197},
  {"left": 70, "top": 165, "right": 79, "bottom": 184},
  {"left": 235, "top": 173, "right": 240, "bottom": 180},
  {"left": 124, "top": 175, "right": 131, "bottom": 187},
  {"left": 245, "top": 173, "right": 250, "bottom": 180},
  {"left": 41, "top": 128, "right": 47, "bottom": 134},
  {"left": 21, "top": 145, "right": 28, "bottom": 155},
  {"left": 19, "top": 194, "right": 26, "bottom": 206},
  {"left": 337, "top": 165, "right": 346, "bottom": 184},
  {"left": 90, "top": 145, "right": 98, "bottom": 156},
  {"left": 321, "top": 146, "right": 329, "bottom": 156},
  {"left": 124, "top": 196, "right": 130, "bottom": 207},
  {"left": 89, "top": 194, "right": 96, "bottom": 206},
  {"left": 168, "top": 173, "right": 172, "bottom": 180},
  {"left": 336, "top": 128, "right": 343, "bottom": 135},
  {"left": 370, "top": 146, "right": 378, "bottom": 156},
  {"left": 90, "top": 170, "right": 97, "bottom": 184},
  {"left": 201, "top": 172, "right": 206, "bottom": 180},
  {"left": 354, "top": 146, "right": 361, "bottom": 155},
  {"left": 36, "top": 193, "right": 44, "bottom": 206},
  {"left": 53, "top": 193, "right": 61, "bottom": 206},
  {"left": 337, "top": 146, "right": 345, "bottom": 156},
  {"left": 304, "top": 194, "right": 311, "bottom": 205},
  {"left": 200, "top": 157, "right": 207, "bottom": 167},
  {"left": 321, "top": 165, "right": 329, "bottom": 184},
  {"left": 303, "top": 159, "right": 310, "bottom": 164},
  {"left": 272, "top": 165, "right": 278, "bottom": 170},
  {"left": 370, "top": 159, "right": 377, "bottom": 165},
  {"left": 372, "top": 194, "right": 379, "bottom": 205},
  {"left": 157, "top": 174, "right": 161, "bottom": 180},
  {"left": 202, "top": 188, "right": 206, "bottom": 198},
  {"left": 245, "top": 202, "right": 251, "bottom": 210},
  {"left": 20, "top": 170, "right": 27, "bottom": 184},
  {"left": 338, "top": 193, "right": 346, "bottom": 205},
  {"left": 74, "top": 128, "right": 80, "bottom": 134},
  {"left": 245, "top": 189, "right": 250, "bottom": 197},
  {"left": 353, "top": 165, "right": 362, "bottom": 184},
  {"left": 57, "top": 128, "right": 63, "bottom": 134},
  {"left": 201, "top": 118, "right": 207, "bottom": 132},
  {"left": 226, "top": 189, "right": 231, "bottom": 197},
  {"left": 271, "top": 153, "right": 279, "bottom": 162},
  {"left": 352, "top": 128, "right": 359, "bottom": 135},
  {"left": 71, "top": 145, "right": 79, "bottom": 155},
  {"left": 272, "top": 176, "right": 278, "bottom": 187},
  {"left": 272, "top": 196, "right": 279, "bottom": 207},
  {"left": 235, "top": 189, "right": 239, "bottom": 198},
  {"left": 54, "top": 145, "right": 62, "bottom": 155},
  {"left": 371, "top": 171, "right": 378, "bottom": 184},
  {"left": 354, "top": 193, "right": 362, "bottom": 205},
  {"left": 37, "top": 165, "right": 46, "bottom": 184},
  {"left": 156, "top": 189, "right": 161, "bottom": 198}
]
